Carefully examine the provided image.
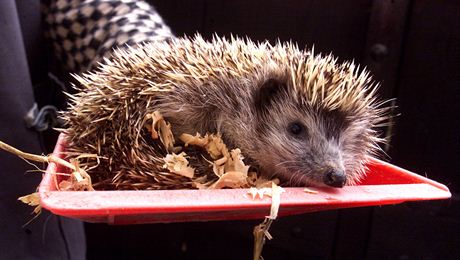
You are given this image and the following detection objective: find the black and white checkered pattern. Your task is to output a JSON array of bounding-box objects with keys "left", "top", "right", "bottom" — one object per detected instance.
[{"left": 43, "top": 0, "right": 174, "bottom": 73}]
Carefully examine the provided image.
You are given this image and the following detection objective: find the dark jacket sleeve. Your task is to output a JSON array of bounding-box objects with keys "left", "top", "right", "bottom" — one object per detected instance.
[{"left": 0, "top": 1, "right": 86, "bottom": 259}]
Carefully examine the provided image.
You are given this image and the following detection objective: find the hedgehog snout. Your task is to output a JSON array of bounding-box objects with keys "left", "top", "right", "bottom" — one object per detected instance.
[{"left": 322, "top": 168, "right": 346, "bottom": 188}]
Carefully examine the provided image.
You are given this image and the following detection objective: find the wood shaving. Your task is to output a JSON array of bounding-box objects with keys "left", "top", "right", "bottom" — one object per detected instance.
[
  {"left": 145, "top": 111, "right": 175, "bottom": 152},
  {"left": 58, "top": 159, "right": 94, "bottom": 191},
  {"left": 163, "top": 152, "right": 195, "bottom": 178},
  {"left": 212, "top": 156, "right": 228, "bottom": 177},
  {"left": 205, "top": 134, "right": 229, "bottom": 159},
  {"left": 180, "top": 132, "right": 209, "bottom": 148},
  {"left": 225, "top": 149, "right": 250, "bottom": 174},
  {"left": 268, "top": 182, "right": 284, "bottom": 219},
  {"left": 248, "top": 187, "right": 271, "bottom": 200},
  {"left": 18, "top": 192, "right": 41, "bottom": 215},
  {"left": 180, "top": 133, "right": 229, "bottom": 159},
  {"left": 211, "top": 171, "right": 248, "bottom": 189},
  {"left": 303, "top": 187, "right": 319, "bottom": 194},
  {"left": 248, "top": 174, "right": 280, "bottom": 189},
  {"left": 180, "top": 133, "right": 253, "bottom": 189},
  {"left": 192, "top": 182, "right": 209, "bottom": 190},
  {"left": 59, "top": 171, "right": 93, "bottom": 191},
  {"left": 18, "top": 192, "right": 42, "bottom": 227},
  {"left": 252, "top": 182, "right": 285, "bottom": 260},
  {"left": 0, "top": 140, "right": 94, "bottom": 191}
]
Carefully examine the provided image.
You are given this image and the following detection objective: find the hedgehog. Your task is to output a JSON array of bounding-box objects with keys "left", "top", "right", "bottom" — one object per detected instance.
[{"left": 61, "top": 34, "right": 387, "bottom": 190}]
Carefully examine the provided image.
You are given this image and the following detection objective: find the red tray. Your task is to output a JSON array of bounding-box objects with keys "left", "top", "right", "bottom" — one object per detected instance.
[{"left": 39, "top": 134, "right": 451, "bottom": 225}]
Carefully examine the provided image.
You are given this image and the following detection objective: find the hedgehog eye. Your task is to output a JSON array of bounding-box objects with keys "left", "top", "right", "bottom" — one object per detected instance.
[{"left": 288, "top": 122, "right": 305, "bottom": 136}]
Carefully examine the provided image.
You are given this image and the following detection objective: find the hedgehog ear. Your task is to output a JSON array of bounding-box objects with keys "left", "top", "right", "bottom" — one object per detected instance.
[{"left": 254, "top": 78, "right": 287, "bottom": 114}]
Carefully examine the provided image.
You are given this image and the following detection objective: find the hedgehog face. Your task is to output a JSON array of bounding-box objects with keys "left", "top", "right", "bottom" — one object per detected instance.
[{"left": 250, "top": 77, "right": 364, "bottom": 188}]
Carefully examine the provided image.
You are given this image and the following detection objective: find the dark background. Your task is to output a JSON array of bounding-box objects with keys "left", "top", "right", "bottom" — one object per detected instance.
[{"left": 13, "top": 0, "right": 460, "bottom": 259}]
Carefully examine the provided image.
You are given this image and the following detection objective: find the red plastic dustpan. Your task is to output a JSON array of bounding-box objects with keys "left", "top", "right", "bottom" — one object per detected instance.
[{"left": 38, "top": 134, "right": 451, "bottom": 225}]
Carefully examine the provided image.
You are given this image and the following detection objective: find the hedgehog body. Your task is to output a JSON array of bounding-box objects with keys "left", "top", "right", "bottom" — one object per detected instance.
[{"left": 63, "top": 35, "right": 386, "bottom": 189}]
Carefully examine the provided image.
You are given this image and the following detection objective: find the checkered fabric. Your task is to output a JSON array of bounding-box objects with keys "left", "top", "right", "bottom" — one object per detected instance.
[{"left": 42, "top": 0, "right": 174, "bottom": 73}]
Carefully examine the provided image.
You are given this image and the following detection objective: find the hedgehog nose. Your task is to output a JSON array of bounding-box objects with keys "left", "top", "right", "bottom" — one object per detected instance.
[{"left": 323, "top": 169, "right": 346, "bottom": 188}]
